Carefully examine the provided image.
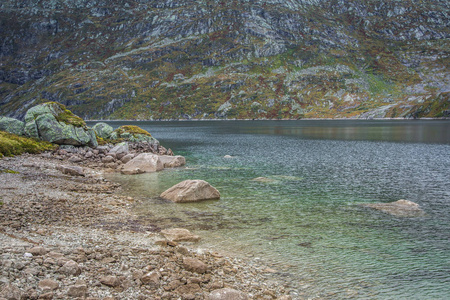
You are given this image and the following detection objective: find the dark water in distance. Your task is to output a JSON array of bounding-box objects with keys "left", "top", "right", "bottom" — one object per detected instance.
[{"left": 96, "top": 120, "right": 450, "bottom": 299}]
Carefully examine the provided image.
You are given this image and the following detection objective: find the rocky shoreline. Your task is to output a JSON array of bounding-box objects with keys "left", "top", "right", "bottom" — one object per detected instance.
[{"left": 0, "top": 150, "right": 291, "bottom": 299}]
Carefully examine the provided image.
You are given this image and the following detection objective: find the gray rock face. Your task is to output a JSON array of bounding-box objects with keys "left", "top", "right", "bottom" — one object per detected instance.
[
  {"left": 0, "top": 116, "right": 25, "bottom": 136},
  {"left": 361, "top": 199, "right": 425, "bottom": 217},
  {"left": 92, "top": 122, "right": 114, "bottom": 139},
  {"left": 121, "top": 153, "right": 164, "bottom": 175},
  {"left": 23, "top": 103, "right": 98, "bottom": 148},
  {"left": 160, "top": 180, "right": 220, "bottom": 203}
]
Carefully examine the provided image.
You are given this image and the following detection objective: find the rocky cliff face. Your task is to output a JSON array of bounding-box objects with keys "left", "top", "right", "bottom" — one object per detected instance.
[{"left": 0, "top": 0, "right": 448, "bottom": 120}]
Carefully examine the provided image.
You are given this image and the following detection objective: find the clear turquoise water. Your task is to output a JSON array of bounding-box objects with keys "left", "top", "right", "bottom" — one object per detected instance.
[{"left": 98, "top": 120, "right": 450, "bottom": 299}]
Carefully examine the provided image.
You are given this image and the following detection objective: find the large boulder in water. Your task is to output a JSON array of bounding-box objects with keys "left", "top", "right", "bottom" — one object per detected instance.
[
  {"left": 121, "top": 153, "right": 163, "bottom": 175},
  {"left": 110, "top": 125, "right": 159, "bottom": 144},
  {"left": 0, "top": 116, "right": 25, "bottom": 136},
  {"left": 92, "top": 122, "right": 114, "bottom": 139},
  {"left": 159, "top": 155, "right": 186, "bottom": 168},
  {"left": 361, "top": 199, "right": 425, "bottom": 217},
  {"left": 160, "top": 180, "right": 220, "bottom": 203},
  {"left": 24, "top": 102, "right": 97, "bottom": 148}
]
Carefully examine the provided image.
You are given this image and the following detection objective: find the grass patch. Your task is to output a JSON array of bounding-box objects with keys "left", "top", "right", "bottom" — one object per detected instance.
[
  {"left": 0, "top": 169, "right": 19, "bottom": 174},
  {"left": 0, "top": 131, "right": 57, "bottom": 158}
]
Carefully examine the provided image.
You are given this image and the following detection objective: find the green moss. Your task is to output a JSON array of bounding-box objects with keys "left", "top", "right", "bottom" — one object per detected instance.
[
  {"left": 0, "top": 131, "right": 56, "bottom": 158},
  {"left": 115, "top": 125, "right": 152, "bottom": 137},
  {"left": 50, "top": 102, "right": 87, "bottom": 128}
]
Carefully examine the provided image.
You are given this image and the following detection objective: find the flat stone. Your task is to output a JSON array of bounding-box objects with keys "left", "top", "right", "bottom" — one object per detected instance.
[
  {"left": 60, "top": 260, "right": 81, "bottom": 276},
  {"left": 183, "top": 257, "right": 207, "bottom": 274},
  {"left": 67, "top": 284, "right": 87, "bottom": 298},
  {"left": 58, "top": 165, "right": 85, "bottom": 177},
  {"left": 28, "top": 246, "right": 47, "bottom": 256},
  {"left": 38, "top": 279, "right": 59, "bottom": 291},
  {"left": 100, "top": 275, "right": 120, "bottom": 287}
]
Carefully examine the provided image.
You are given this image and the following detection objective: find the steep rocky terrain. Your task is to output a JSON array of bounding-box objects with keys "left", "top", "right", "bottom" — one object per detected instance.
[{"left": 0, "top": 0, "right": 448, "bottom": 120}]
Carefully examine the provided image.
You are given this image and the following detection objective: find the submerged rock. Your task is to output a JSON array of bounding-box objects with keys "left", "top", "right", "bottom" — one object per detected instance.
[
  {"left": 160, "top": 228, "right": 201, "bottom": 243},
  {"left": 361, "top": 199, "right": 425, "bottom": 217},
  {"left": 0, "top": 116, "right": 25, "bottom": 136},
  {"left": 160, "top": 180, "right": 220, "bottom": 203},
  {"left": 251, "top": 177, "right": 276, "bottom": 183},
  {"left": 121, "top": 153, "right": 163, "bottom": 175}
]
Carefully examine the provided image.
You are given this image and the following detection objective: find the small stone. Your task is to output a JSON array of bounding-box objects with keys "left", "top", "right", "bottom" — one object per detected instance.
[
  {"left": 140, "top": 271, "right": 160, "bottom": 287},
  {"left": 175, "top": 283, "right": 201, "bottom": 296},
  {"left": 39, "top": 279, "right": 59, "bottom": 291},
  {"left": 100, "top": 275, "right": 120, "bottom": 287},
  {"left": 67, "top": 285, "right": 87, "bottom": 298},
  {"left": 38, "top": 291, "right": 54, "bottom": 299},
  {"left": 58, "top": 165, "right": 85, "bottom": 177},
  {"left": 183, "top": 257, "right": 207, "bottom": 274},
  {"left": 68, "top": 155, "right": 82, "bottom": 163},
  {"left": 60, "top": 260, "right": 81, "bottom": 276},
  {"left": 0, "top": 284, "right": 22, "bottom": 300},
  {"left": 102, "top": 155, "right": 115, "bottom": 163},
  {"left": 28, "top": 246, "right": 47, "bottom": 256}
]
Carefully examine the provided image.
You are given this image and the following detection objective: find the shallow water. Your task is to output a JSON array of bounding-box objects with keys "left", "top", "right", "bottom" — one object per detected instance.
[{"left": 99, "top": 120, "right": 450, "bottom": 299}]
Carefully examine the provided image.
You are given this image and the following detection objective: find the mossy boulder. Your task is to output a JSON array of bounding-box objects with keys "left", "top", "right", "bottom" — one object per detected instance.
[
  {"left": 0, "top": 117, "right": 25, "bottom": 136},
  {"left": 24, "top": 102, "right": 98, "bottom": 148},
  {"left": 92, "top": 122, "right": 114, "bottom": 139},
  {"left": 110, "top": 125, "right": 159, "bottom": 144}
]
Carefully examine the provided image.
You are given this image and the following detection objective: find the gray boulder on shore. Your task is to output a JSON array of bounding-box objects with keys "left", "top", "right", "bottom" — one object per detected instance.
[
  {"left": 160, "top": 180, "right": 220, "bottom": 203},
  {"left": 23, "top": 102, "right": 98, "bottom": 148},
  {"left": 92, "top": 122, "right": 114, "bottom": 139}
]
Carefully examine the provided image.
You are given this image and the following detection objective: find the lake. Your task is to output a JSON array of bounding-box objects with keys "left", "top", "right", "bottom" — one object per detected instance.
[{"left": 97, "top": 120, "right": 450, "bottom": 299}]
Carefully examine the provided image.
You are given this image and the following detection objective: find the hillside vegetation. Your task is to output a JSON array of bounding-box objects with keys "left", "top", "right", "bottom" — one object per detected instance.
[{"left": 0, "top": 0, "right": 448, "bottom": 120}]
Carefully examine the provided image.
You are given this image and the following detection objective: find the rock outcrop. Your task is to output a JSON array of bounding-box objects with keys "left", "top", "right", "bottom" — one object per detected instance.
[
  {"left": 23, "top": 102, "right": 97, "bottom": 148},
  {"left": 160, "top": 180, "right": 220, "bottom": 203},
  {"left": 361, "top": 199, "right": 425, "bottom": 217},
  {"left": 0, "top": 116, "right": 25, "bottom": 136}
]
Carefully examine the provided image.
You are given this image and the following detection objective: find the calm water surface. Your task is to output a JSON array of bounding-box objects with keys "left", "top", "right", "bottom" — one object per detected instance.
[{"left": 99, "top": 120, "right": 450, "bottom": 299}]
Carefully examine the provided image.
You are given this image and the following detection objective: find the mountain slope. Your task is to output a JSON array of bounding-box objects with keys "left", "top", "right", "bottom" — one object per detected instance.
[{"left": 0, "top": 0, "right": 449, "bottom": 120}]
